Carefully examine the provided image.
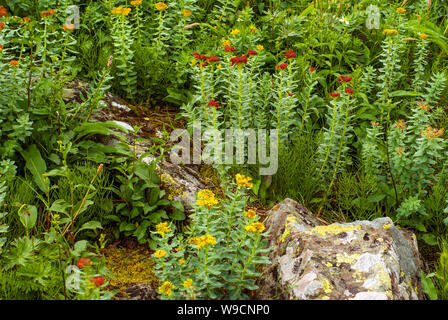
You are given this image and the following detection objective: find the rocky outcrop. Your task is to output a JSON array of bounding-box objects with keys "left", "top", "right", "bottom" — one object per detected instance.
[{"left": 256, "top": 198, "right": 423, "bottom": 300}]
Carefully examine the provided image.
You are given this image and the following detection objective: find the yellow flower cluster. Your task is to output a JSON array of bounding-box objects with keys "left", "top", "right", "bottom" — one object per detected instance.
[
  {"left": 257, "top": 45, "right": 264, "bottom": 51},
  {"left": 196, "top": 189, "right": 218, "bottom": 208},
  {"left": 155, "top": 2, "right": 168, "bottom": 11},
  {"left": 245, "top": 221, "right": 265, "bottom": 233},
  {"left": 111, "top": 7, "right": 131, "bottom": 16},
  {"left": 421, "top": 126, "right": 444, "bottom": 139},
  {"left": 393, "top": 119, "right": 407, "bottom": 131},
  {"left": 222, "top": 39, "right": 231, "bottom": 48},
  {"left": 189, "top": 234, "right": 217, "bottom": 249},
  {"left": 249, "top": 25, "right": 257, "bottom": 33},
  {"left": 183, "top": 278, "right": 193, "bottom": 288},
  {"left": 231, "top": 29, "right": 240, "bottom": 35},
  {"left": 130, "top": 0, "right": 142, "bottom": 5},
  {"left": 235, "top": 174, "right": 253, "bottom": 188},
  {"left": 383, "top": 29, "right": 398, "bottom": 36},
  {"left": 179, "top": 259, "right": 186, "bottom": 264},
  {"left": 156, "top": 222, "right": 172, "bottom": 237},
  {"left": 182, "top": 9, "right": 191, "bottom": 17},
  {"left": 397, "top": 7, "right": 406, "bottom": 14},
  {"left": 419, "top": 33, "right": 429, "bottom": 40},
  {"left": 158, "top": 281, "right": 175, "bottom": 296},
  {"left": 244, "top": 209, "right": 257, "bottom": 219},
  {"left": 154, "top": 249, "right": 167, "bottom": 258}
]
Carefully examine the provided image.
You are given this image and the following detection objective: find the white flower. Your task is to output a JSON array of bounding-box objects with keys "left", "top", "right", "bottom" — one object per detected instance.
[{"left": 339, "top": 17, "right": 349, "bottom": 25}]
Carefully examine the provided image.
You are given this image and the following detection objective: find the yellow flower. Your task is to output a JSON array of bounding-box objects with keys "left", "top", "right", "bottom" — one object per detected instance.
[
  {"left": 155, "top": 2, "right": 168, "bottom": 11},
  {"left": 235, "top": 174, "right": 253, "bottom": 188},
  {"left": 156, "top": 222, "right": 172, "bottom": 237},
  {"left": 196, "top": 189, "right": 218, "bottom": 208},
  {"left": 130, "top": 0, "right": 142, "bottom": 5},
  {"left": 231, "top": 29, "right": 240, "bottom": 35},
  {"left": 245, "top": 221, "right": 265, "bottom": 233},
  {"left": 421, "top": 126, "right": 444, "bottom": 139},
  {"left": 158, "top": 281, "right": 174, "bottom": 296},
  {"left": 222, "top": 39, "right": 231, "bottom": 48},
  {"left": 217, "top": 64, "right": 222, "bottom": 69},
  {"left": 183, "top": 278, "right": 193, "bottom": 288},
  {"left": 419, "top": 33, "right": 429, "bottom": 40},
  {"left": 249, "top": 25, "right": 257, "bottom": 33},
  {"left": 383, "top": 29, "right": 398, "bottom": 36},
  {"left": 178, "top": 259, "right": 186, "bottom": 264},
  {"left": 154, "top": 250, "right": 167, "bottom": 258},
  {"left": 111, "top": 6, "right": 131, "bottom": 16},
  {"left": 244, "top": 209, "right": 257, "bottom": 219},
  {"left": 174, "top": 247, "right": 182, "bottom": 252},
  {"left": 189, "top": 234, "right": 217, "bottom": 249},
  {"left": 256, "top": 45, "right": 264, "bottom": 51},
  {"left": 181, "top": 9, "right": 191, "bottom": 17},
  {"left": 397, "top": 7, "right": 406, "bottom": 14}
]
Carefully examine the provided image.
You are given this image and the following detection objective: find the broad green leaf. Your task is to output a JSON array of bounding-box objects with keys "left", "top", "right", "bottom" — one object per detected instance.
[{"left": 20, "top": 144, "right": 49, "bottom": 194}]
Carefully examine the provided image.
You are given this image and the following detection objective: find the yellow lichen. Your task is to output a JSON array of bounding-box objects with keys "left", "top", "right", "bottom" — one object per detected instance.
[
  {"left": 309, "top": 224, "right": 357, "bottom": 236},
  {"left": 321, "top": 277, "right": 334, "bottom": 294},
  {"left": 325, "top": 262, "right": 333, "bottom": 268},
  {"left": 336, "top": 252, "right": 360, "bottom": 265},
  {"left": 160, "top": 173, "right": 188, "bottom": 200},
  {"left": 382, "top": 224, "right": 391, "bottom": 229}
]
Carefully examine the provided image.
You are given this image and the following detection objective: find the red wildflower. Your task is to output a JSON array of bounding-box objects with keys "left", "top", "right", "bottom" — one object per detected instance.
[
  {"left": 230, "top": 55, "right": 248, "bottom": 66},
  {"left": 23, "top": 17, "right": 31, "bottom": 23},
  {"left": 208, "top": 99, "right": 220, "bottom": 108},
  {"left": 283, "top": 49, "right": 297, "bottom": 59},
  {"left": 337, "top": 75, "right": 352, "bottom": 82},
  {"left": 275, "top": 63, "right": 288, "bottom": 70},
  {"left": 329, "top": 92, "right": 341, "bottom": 98},
  {"left": 76, "top": 257, "right": 93, "bottom": 269},
  {"left": 224, "top": 46, "right": 236, "bottom": 53},
  {"left": 200, "top": 62, "right": 208, "bottom": 67},
  {"left": 345, "top": 87, "right": 354, "bottom": 94},
  {"left": 89, "top": 276, "right": 105, "bottom": 287},
  {"left": 247, "top": 49, "right": 258, "bottom": 56},
  {"left": 309, "top": 67, "right": 316, "bottom": 72},
  {"left": 0, "top": 44, "right": 3, "bottom": 51},
  {"left": 206, "top": 56, "right": 220, "bottom": 63},
  {"left": 9, "top": 60, "right": 18, "bottom": 67},
  {"left": 288, "top": 93, "right": 293, "bottom": 97},
  {"left": 193, "top": 52, "right": 207, "bottom": 61},
  {"left": 41, "top": 9, "right": 57, "bottom": 17},
  {"left": 0, "top": 6, "right": 7, "bottom": 18},
  {"left": 0, "top": 22, "right": 5, "bottom": 31}
]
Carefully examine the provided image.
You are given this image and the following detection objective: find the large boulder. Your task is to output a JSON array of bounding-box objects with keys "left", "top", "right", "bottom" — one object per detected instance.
[{"left": 255, "top": 198, "right": 423, "bottom": 300}]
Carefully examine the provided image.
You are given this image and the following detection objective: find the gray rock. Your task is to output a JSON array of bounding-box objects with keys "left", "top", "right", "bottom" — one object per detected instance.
[{"left": 255, "top": 199, "right": 423, "bottom": 300}]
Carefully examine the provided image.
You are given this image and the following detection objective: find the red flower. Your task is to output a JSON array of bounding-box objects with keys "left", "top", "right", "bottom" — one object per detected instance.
[
  {"left": 224, "top": 46, "right": 236, "bottom": 53},
  {"left": 200, "top": 62, "right": 208, "bottom": 67},
  {"left": 0, "top": 6, "right": 8, "bottom": 18},
  {"left": 0, "top": 44, "right": 3, "bottom": 51},
  {"left": 288, "top": 93, "right": 293, "bottom": 97},
  {"left": 275, "top": 63, "right": 288, "bottom": 70},
  {"left": 206, "top": 56, "right": 220, "bottom": 63},
  {"left": 345, "top": 87, "right": 354, "bottom": 94},
  {"left": 309, "top": 67, "right": 316, "bottom": 72},
  {"left": 208, "top": 99, "right": 220, "bottom": 108},
  {"left": 283, "top": 49, "right": 297, "bottom": 59},
  {"left": 247, "top": 49, "right": 258, "bottom": 56},
  {"left": 230, "top": 55, "right": 248, "bottom": 66},
  {"left": 9, "top": 60, "right": 19, "bottom": 67},
  {"left": 329, "top": 92, "right": 341, "bottom": 98},
  {"left": 337, "top": 75, "right": 352, "bottom": 82},
  {"left": 89, "top": 276, "right": 105, "bottom": 288},
  {"left": 0, "top": 22, "right": 5, "bottom": 31},
  {"left": 41, "top": 9, "right": 56, "bottom": 17},
  {"left": 193, "top": 52, "right": 207, "bottom": 61},
  {"left": 76, "top": 257, "right": 93, "bottom": 269}
]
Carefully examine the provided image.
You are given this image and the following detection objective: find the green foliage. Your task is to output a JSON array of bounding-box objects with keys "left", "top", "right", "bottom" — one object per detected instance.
[{"left": 152, "top": 176, "right": 270, "bottom": 300}]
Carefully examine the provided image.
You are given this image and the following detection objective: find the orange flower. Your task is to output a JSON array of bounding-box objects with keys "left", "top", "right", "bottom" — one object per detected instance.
[
  {"left": 63, "top": 24, "right": 75, "bottom": 31},
  {"left": 0, "top": 22, "right": 5, "bottom": 31},
  {"left": 23, "top": 17, "right": 31, "bottom": 23},
  {"left": 76, "top": 257, "right": 93, "bottom": 269},
  {"left": 41, "top": 9, "right": 57, "bottom": 18},
  {"left": 0, "top": 44, "right": 3, "bottom": 51},
  {"left": 89, "top": 276, "right": 105, "bottom": 287},
  {"left": 0, "top": 6, "right": 7, "bottom": 18},
  {"left": 9, "top": 60, "right": 19, "bottom": 67}
]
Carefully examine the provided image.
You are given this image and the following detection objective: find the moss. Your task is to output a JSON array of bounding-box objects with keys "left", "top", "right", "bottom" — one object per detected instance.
[{"left": 103, "top": 246, "right": 158, "bottom": 294}]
